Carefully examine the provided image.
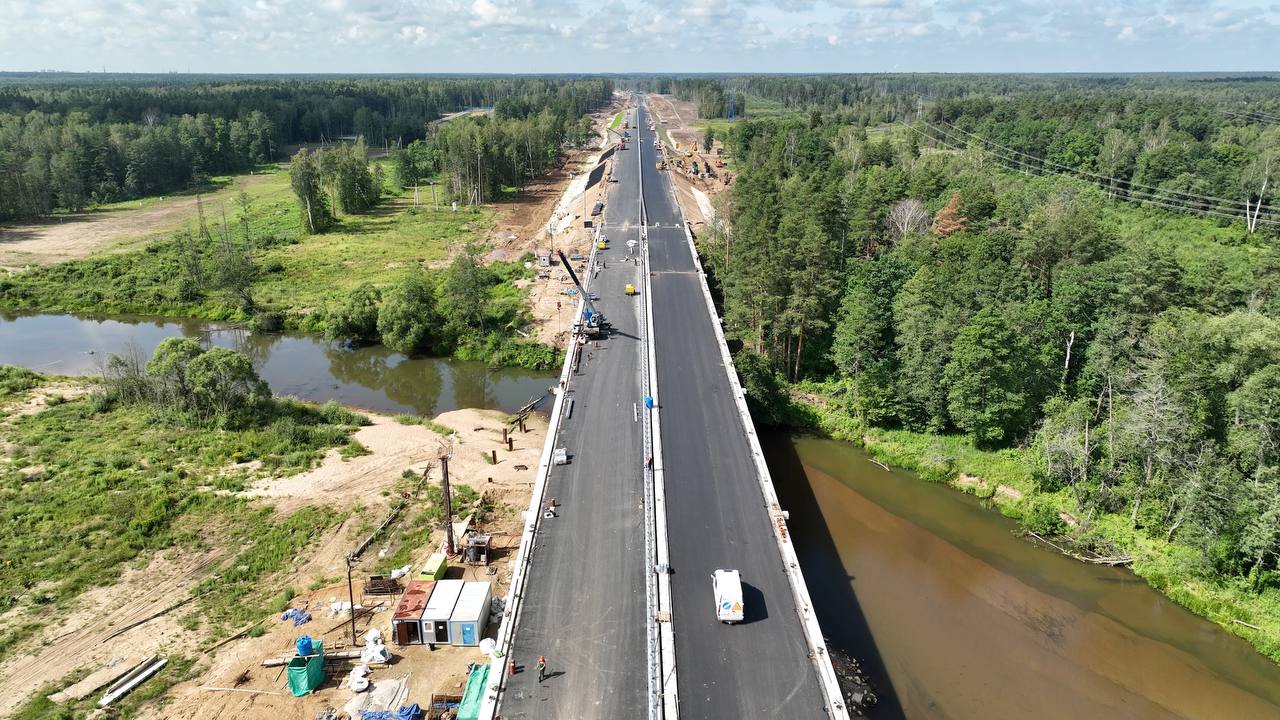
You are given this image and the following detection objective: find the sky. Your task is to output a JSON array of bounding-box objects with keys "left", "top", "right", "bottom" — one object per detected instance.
[{"left": 1, "top": 0, "right": 1277, "bottom": 74}]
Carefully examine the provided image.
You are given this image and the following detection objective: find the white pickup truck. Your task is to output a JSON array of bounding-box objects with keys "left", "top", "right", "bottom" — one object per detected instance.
[{"left": 712, "top": 569, "right": 744, "bottom": 624}]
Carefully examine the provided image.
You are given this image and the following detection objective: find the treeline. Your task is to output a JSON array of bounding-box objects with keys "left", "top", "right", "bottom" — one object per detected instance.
[
  {"left": 927, "top": 94, "right": 1280, "bottom": 230},
  {"left": 391, "top": 79, "right": 611, "bottom": 203},
  {"left": 323, "top": 245, "right": 559, "bottom": 368},
  {"left": 711, "top": 114, "right": 1280, "bottom": 591},
  {"left": 722, "top": 73, "right": 1280, "bottom": 121},
  {"left": 289, "top": 140, "right": 383, "bottom": 234},
  {"left": 630, "top": 77, "right": 745, "bottom": 118},
  {"left": 0, "top": 76, "right": 604, "bottom": 145},
  {"left": 0, "top": 110, "right": 273, "bottom": 219},
  {"left": 0, "top": 76, "right": 613, "bottom": 221}
]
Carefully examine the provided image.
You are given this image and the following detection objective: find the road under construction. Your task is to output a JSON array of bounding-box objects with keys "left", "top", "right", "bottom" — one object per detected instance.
[{"left": 486, "top": 96, "right": 847, "bottom": 720}]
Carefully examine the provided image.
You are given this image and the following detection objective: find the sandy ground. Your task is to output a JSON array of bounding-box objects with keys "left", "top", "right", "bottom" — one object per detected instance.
[
  {"left": 0, "top": 404, "right": 545, "bottom": 719},
  {"left": 245, "top": 408, "right": 546, "bottom": 516},
  {"left": 142, "top": 407, "right": 544, "bottom": 720},
  {"left": 0, "top": 550, "right": 222, "bottom": 718},
  {"left": 483, "top": 96, "right": 627, "bottom": 347},
  {"left": 0, "top": 174, "right": 275, "bottom": 272}
]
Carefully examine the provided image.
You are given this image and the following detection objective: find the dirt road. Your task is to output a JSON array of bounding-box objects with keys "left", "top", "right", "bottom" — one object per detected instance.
[{"left": 0, "top": 174, "right": 274, "bottom": 271}]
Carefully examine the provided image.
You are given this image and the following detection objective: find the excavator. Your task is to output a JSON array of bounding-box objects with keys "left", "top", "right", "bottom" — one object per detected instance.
[{"left": 557, "top": 250, "right": 607, "bottom": 338}]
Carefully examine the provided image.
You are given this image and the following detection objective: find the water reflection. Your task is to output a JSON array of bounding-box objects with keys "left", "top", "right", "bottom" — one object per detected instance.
[
  {"left": 0, "top": 313, "right": 555, "bottom": 416},
  {"left": 765, "top": 432, "right": 1280, "bottom": 720}
]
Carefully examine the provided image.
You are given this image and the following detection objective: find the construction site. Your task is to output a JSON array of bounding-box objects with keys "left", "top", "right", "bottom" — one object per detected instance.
[{"left": 0, "top": 92, "right": 736, "bottom": 720}]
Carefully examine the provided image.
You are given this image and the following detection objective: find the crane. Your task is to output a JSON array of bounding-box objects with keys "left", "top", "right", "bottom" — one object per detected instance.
[{"left": 557, "top": 249, "right": 607, "bottom": 338}]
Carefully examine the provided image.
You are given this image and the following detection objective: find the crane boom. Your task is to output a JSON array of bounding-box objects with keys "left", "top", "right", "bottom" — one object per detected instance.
[{"left": 557, "top": 249, "right": 605, "bottom": 336}]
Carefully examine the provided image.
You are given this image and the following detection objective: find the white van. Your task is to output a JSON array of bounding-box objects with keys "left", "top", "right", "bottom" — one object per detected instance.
[{"left": 711, "top": 569, "right": 744, "bottom": 624}]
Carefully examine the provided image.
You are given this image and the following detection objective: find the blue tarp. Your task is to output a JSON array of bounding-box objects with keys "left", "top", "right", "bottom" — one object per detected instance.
[
  {"left": 281, "top": 608, "right": 311, "bottom": 626},
  {"left": 360, "top": 706, "right": 422, "bottom": 720}
]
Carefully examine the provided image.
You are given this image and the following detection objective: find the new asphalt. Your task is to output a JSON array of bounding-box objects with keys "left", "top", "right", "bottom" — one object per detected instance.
[
  {"left": 501, "top": 106, "right": 650, "bottom": 719},
  {"left": 638, "top": 102, "right": 830, "bottom": 720}
]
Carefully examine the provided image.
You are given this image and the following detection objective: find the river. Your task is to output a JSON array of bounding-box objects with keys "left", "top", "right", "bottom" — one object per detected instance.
[
  {"left": 0, "top": 312, "right": 555, "bottom": 416},
  {"left": 765, "top": 432, "right": 1280, "bottom": 720},
  {"left": 6, "top": 312, "right": 1280, "bottom": 718}
]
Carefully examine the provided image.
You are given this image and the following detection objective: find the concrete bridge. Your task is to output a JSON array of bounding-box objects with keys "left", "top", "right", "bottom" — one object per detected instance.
[{"left": 481, "top": 97, "right": 848, "bottom": 720}]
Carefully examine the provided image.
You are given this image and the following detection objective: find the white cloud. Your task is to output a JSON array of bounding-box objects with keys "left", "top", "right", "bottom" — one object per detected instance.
[{"left": 0, "top": 0, "right": 1275, "bottom": 72}]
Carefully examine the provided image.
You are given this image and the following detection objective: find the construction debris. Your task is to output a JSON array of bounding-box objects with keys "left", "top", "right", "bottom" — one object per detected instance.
[
  {"left": 49, "top": 655, "right": 137, "bottom": 704},
  {"left": 98, "top": 655, "right": 168, "bottom": 708},
  {"left": 281, "top": 608, "right": 313, "bottom": 626}
]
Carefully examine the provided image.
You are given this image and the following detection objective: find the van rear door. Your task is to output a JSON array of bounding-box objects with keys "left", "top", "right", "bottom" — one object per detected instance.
[{"left": 712, "top": 569, "right": 744, "bottom": 624}]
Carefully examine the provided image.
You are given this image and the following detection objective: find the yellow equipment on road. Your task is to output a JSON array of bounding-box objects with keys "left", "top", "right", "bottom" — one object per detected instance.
[{"left": 625, "top": 284, "right": 637, "bottom": 296}]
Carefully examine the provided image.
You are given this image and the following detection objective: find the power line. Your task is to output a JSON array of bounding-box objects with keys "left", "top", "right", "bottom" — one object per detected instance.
[
  {"left": 920, "top": 122, "right": 1278, "bottom": 225},
  {"left": 911, "top": 123, "right": 1280, "bottom": 227},
  {"left": 1224, "top": 108, "right": 1280, "bottom": 125},
  {"left": 933, "top": 118, "right": 1265, "bottom": 213}
]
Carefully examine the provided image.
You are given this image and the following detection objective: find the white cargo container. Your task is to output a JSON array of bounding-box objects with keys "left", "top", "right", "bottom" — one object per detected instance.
[
  {"left": 421, "top": 579, "right": 465, "bottom": 644},
  {"left": 712, "top": 569, "right": 744, "bottom": 624},
  {"left": 448, "top": 581, "right": 492, "bottom": 646}
]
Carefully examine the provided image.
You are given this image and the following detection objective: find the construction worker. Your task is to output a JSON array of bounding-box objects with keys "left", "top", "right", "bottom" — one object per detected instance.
[{"left": 536, "top": 655, "right": 547, "bottom": 683}]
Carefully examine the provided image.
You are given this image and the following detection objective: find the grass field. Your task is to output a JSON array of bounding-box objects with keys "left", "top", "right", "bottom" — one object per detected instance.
[
  {"left": 0, "top": 371, "right": 364, "bottom": 663},
  {"left": 0, "top": 164, "right": 496, "bottom": 327}
]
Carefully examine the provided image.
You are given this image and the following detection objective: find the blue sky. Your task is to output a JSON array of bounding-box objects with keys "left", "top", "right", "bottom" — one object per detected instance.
[{"left": 1, "top": 0, "right": 1277, "bottom": 73}]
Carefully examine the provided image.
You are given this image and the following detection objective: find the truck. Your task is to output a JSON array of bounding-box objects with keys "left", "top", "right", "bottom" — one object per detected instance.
[
  {"left": 556, "top": 250, "right": 606, "bottom": 338},
  {"left": 711, "top": 569, "right": 744, "bottom": 624}
]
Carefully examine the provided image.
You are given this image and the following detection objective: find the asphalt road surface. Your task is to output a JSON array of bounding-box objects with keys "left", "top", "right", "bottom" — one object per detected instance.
[
  {"left": 638, "top": 101, "right": 830, "bottom": 719},
  {"left": 502, "top": 107, "right": 649, "bottom": 719}
]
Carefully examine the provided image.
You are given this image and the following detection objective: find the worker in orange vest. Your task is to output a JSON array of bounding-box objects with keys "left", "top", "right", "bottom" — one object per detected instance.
[{"left": 536, "top": 655, "right": 547, "bottom": 683}]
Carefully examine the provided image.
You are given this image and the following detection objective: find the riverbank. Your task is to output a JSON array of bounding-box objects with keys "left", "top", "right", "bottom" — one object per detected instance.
[
  {"left": 769, "top": 432, "right": 1280, "bottom": 719},
  {"left": 0, "top": 159, "right": 565, "bottom": 371},
  {"left": 0, "top": 369, "right": 547, "bottom": 718},
  {"left": 785, "top": 389, "right": 1280, "bottom": 667}
]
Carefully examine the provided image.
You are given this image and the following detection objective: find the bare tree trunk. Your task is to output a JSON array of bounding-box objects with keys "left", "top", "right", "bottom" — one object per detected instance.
[{"left": 1061, "top": 329, "right": 1075, "bottom": 386}]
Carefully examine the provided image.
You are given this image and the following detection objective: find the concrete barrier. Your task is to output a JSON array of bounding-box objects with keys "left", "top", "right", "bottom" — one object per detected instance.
[
  {"left": 639, "top": 105, "right": 679, "bottom": 720},
  {"left": 480, "top": 232, "right": 602, "bottom": 720}
]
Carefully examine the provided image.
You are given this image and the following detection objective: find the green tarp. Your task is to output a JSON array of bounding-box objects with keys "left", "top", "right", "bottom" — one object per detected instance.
[
  {"left": 456, "top": 663, "right": 489, "bottom": 720},
  {"left": 287, "top": 640, "right": 325, "bottom": 697}
]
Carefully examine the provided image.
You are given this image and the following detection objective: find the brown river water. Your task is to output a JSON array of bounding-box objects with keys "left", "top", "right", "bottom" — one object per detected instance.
[
  {"left": 764, "top": 432, "right": 1280, "bottom": 720},
  {"left": 5, "top": 311, "right": 1280, "bottom": 718}
]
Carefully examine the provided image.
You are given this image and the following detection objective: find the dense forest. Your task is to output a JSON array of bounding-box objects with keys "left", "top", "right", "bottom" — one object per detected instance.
[
  {"left": 389, "top": 80, "right": 609, "bottom": 203},
  {"left": 0, "top": 75, "right": 613, "bottom": 221},
  {"left": 699, "top": 76, "right": 1280, "bottom": 631},
  {"left": 631, "top": 77, "right": 745, "bottom": 118}
]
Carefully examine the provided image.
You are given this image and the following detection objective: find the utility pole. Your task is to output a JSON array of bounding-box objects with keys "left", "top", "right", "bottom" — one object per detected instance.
[
  {"left": 440, "top": 456, "right": 456, "bottom": 555},
  {"left": 345, "top": 555, "right": 358, "bottom": 646}
]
